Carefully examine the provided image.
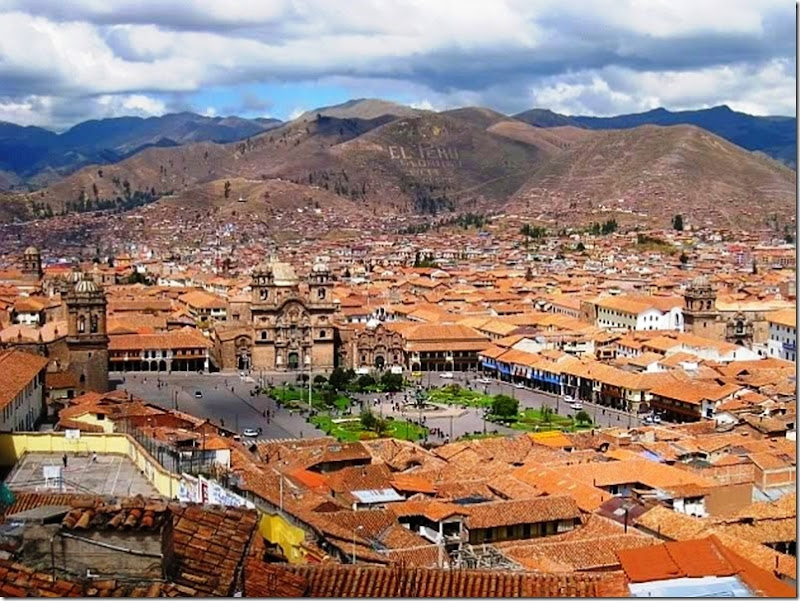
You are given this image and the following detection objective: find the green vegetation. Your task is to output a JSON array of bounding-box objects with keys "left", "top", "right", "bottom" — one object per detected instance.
[
  {"left": 488, "top": 407, "right": 592, "bottom": 433},
  {"left": 413, "top": 252, "right": 438, "bottom": 268},
  {"left": 310, "top": 413, "right": 427, "bottom": 442},
  {"left": 588, "top": 219, "right": 618, "bottom": 236},
  {"left": 672, "top": 214, "right": 684, "bottom": 231},
  {"left": 428, "top": 384, "right": 494, "bottom": 408},
  {"left": 270, "top": 385, "right": 351, "bottom": 411},
  {"left": 636, "top": 233, "right": 677, "bottom": 255},
  {"left": 490, "top": 394, "right": 519, "bottom": 418}
]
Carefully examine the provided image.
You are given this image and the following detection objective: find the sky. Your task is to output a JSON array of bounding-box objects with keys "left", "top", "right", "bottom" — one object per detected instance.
[{"left": 0, "top": 0, "right": 795, "bottom": 130}]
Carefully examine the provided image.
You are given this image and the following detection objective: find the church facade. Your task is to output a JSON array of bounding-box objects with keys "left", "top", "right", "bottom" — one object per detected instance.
[{"left": 215, "top": 261, "right": 338, "bottom": 372}]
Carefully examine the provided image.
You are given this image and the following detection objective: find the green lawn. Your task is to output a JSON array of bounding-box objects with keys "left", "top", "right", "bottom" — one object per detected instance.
[
  {"left": 492, "top": 408, "right": 593, "bottom": 433},
  {"left": 427, "top": 386, "right": 494, "bottom": 408},
  {"left": 270, "top": 386, "right": 351, "bottom": 411},
  {"left": 310, "top": 413, "right": 427, "bottom": 442}
]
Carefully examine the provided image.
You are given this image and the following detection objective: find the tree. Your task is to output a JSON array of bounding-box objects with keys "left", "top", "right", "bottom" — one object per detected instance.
[
  {"left": 296, "top": 373, "right": 309, "bottom": 383},
  {"left": 785, "top": 233, "right": 795, "bottom": 244},
  {"left": 329, "top": 367, "right": 352, "bottom": 391},
  {"left": 541, "top": 405, "right": 554, "bottom": 423},
  {"left": 320, "top": 387, "right": 338, "bottom": 407},
  {"left": 601, "top": 219, "right": 618, "bottom": 235},
  {"left": 576, "top": 242, "right": 586, "bottom": 252},
  {"left": 751, "top": 259, "right": 758, "bottom": 275},
  {"left": 672, "top": 214, "right": 684, "bottom": 231},
  {"left": 360, "top": 410, "right": 377, "bottom": 431},
  {"left": 679, "top": 252, "right": 689, "bottom": 265},
  {"left": 223, "top": 180, "right": 231, "bottom": 199},
  {"left": 380, "top": 371, "right": 404, "bottom": 392},
  {"left": 313, "top": 374, "right": 328, "bottom": 385},
  {"left": 491, "top": 395, "right": 519, "bottom": 419},
  {"left": 575, "top": 410, "right": 591, "bottom": 425},
  {"left": 356, "top": 373, "right": 376, "bottom": 391}
]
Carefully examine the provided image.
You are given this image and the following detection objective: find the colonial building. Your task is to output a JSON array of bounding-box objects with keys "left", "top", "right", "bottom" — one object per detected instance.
[
  {"left": 215, "top": 260, "right": 337, "bottom": 372},
  {"left": 340, "top": 320, "right": 405, "bottom": 372}
]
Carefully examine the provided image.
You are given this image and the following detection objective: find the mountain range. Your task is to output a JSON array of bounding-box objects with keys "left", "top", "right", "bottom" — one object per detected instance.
[
  {"left": 1, "top": 99, "right": 795, "bottom": 231},
  {"left": 0, "top": 112, "right": 282, "bottom": 188}
]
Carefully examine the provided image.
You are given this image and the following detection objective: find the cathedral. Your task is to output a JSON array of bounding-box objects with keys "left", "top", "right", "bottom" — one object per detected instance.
[{"left": 215, "top": 260, "right": 338, "bottom": 372}]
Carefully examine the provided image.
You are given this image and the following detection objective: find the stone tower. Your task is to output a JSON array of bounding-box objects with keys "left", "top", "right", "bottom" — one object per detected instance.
[
  {"left": 683, "top": 276, "right": 719, "bottom": 337},
  {"left": 22, "top": 246, "right": 43, "bottom": 281},
  {"left": 308, "top": 259, "right": 334, "bottom": 304},
  {"left": 65, "top": 277, "right": 109, "bottom": 393}
]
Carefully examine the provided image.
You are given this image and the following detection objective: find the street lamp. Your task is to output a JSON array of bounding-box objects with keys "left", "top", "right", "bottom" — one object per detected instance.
[{"left": 352, "top": 525, "right": 364, "bottom": 564}]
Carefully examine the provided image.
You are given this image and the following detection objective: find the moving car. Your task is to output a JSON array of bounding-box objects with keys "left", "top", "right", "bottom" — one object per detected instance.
[
  {"left": 562, "top": 394, "right": 574, "bottom": 404},
  {"left": 570, "top": 402, "right": 583, "bottom": 411},
  {"left": 242, "top": 428, "right": 262, "bottom": 437},
  {"left": 477, "top": 377, "right": 492, "bottom": 385},
  {"left": 440, "top": 372, "right": 454, "bottom": 379},
  {"left": 194, "top": 391, "right": 203, "bottom": 398},
  {"left": 513, "top": 382, "right": 525, "bottom": 389},
  {"left": 653, "top": 414, "right": 662, "bottom": 424}
]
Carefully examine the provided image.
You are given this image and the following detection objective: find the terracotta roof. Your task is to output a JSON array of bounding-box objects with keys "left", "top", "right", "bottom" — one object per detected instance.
[
  {"left": 0, "top": 350, "right": 48, "bottom": 410},
  {"left": 617, "top": 536, "right": 795, "bottom": 597},
  {"left": 465, "top": 496, "right": 580, "bottom": 530},
  {"left": 108, "top": 327, "right": 212, "bottom": 351},
  {"left": 277, "top": 564, "right": 627, "bottom": 597}
]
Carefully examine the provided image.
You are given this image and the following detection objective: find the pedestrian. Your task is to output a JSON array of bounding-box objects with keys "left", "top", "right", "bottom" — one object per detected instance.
[
  {"left": 62, "top": 454, "right": 67, "bottom": 468},
  {"left": 221, "top": 418, "right": 225, "bottom": 427},
  {"left": 92, "top": 452, "right": 97, "bottom": 463}
]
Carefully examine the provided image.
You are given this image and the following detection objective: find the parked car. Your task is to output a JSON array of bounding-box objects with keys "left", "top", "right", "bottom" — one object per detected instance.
[
  {"left": 644, "top": 415, "right": 655, "bottom": 424},
  {"left": 562, "top": 394, "right": 574, "bottom": 404},
  {"left": 570, "top": 402, "right": 583, "bottom": 411},
  {"left": 194, "top": 391, "right": 203, "bottom": 398},
  {"left": 653, "top": 414, "right": 662, "bottom": 424},
  {"left": 242, "top": 428, "right": 262, "bottom": 437},
  {"left": 513, "top": 382, "right": 525, "bottom": 389},
  {"left": 440, "top": 372, "right": 454, "bottom": 379},
  {"left": 477, "top": 377, "right": 492, "bottom": 385}
]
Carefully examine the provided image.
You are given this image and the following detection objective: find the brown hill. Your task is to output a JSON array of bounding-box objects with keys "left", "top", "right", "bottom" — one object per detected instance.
[
  {"left": 442, "top": 107, "right": 510, "bottom": 130},
  {"left": 487, "top": 121, "right": 597, "bottom": 155},
  {"left": 295, "top": 98, "right": 422, "bottom": 122},
  {"left": 508, "top": 124, "right": 796, "bottom": 229}
]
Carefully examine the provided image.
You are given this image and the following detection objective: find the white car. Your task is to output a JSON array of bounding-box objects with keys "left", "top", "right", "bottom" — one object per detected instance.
[
  {"left": 570, "top": 402, "right": 583, "bottom": 411},
  {"left": 653, "top": 414, "right": 662, "bottom": 424},
  {"left": 477, "top": 377, "right": 492, "bottom": 385},
  {"left": 644, "top": 415, "right": 655, "bottom": 424},
  {"left": 440, "top": 372, "right": 454, "bottom": 379},
  {"left": 242, "top": 428, "right": 261, "bottom": 437},
  {"left": 513, "top": 382, "right": 525, "bottom": 389},
  {"left": 562, "top": 395, "right": 574, "bottom": 404}
]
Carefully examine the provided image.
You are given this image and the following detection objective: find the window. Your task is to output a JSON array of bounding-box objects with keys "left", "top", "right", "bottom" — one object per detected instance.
[
  {"left": 318, "top": 288, "right": 326, "bottom": 299},
  {"left": 261, "top": 331, "right": 267, "bottom": 340},
  {"left": 260, "top": 289, "right": 269, "bottom": 300},
  {"left": 320, "top": 330, "right": 326, "bottom": 338},
  {"left": 77, "top": 315, "right": 86, "bottom": 333}
]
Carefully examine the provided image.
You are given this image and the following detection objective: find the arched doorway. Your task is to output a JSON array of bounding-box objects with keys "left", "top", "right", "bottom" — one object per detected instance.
[
  {"left": 158, "top": 360, "right": 167, "bottom": 372},
  {"left": 375, "top": 355, "right": 385, "bottom": 370},
  {"left": 288, "top": 352, "right": 299, "bottom": 370}
]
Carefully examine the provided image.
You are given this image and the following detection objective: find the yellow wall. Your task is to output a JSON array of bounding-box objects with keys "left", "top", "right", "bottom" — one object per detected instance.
[
  {"left": 259, "top": 514, "right": 308, "bottom": 564},
  {"left": 0, "top": 432, "right": 181, "bottom": 498},
  {"left": 69, "top": 413, "right": 115, "bottom": 434}
]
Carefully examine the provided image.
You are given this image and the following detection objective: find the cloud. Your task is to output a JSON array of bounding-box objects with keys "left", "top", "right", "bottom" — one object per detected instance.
[{"left": 0, "top": 0, "right": 794, "bottom": 127}]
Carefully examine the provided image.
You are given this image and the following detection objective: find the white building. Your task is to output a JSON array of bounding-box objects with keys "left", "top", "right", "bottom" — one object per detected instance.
[
  {"left": 0, "top": 349, "right": 48, "bottom": 431},
  {"left": 767, "top": 308, "right": 796, "bottom": 362},
  {"left": 595, "top": 295, "right": 684, "bottom": 332}
]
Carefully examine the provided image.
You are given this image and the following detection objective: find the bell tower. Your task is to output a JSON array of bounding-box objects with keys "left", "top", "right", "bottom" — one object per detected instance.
[
  {"left": 309, "top": 259, "right": 334, "bottom": 306},
  {"left": 65, "top": 277, "right": 109, "bottom": 392},
  {"left": 683, "top": 276, "right": 718, "bottom": 336},
  {"left": 251, "top": 263, "right": 276, "bottom": 306},
  {"left": 22, "top": 246, "right": 43, "bottom": 281}
]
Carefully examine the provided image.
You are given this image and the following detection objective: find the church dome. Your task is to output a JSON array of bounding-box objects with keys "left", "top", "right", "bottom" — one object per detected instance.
[
  {"left": 691, "top": 275, "right": 710, "bottom": 288},
  {"left": 24, "top": 246, "right": 39, "bottom": 256},
  {"left": 74, "top": 279, "right": 100, "bottom": 294},
  {"left": 312, "top": 260, "right": 329, "bottom": 273},
  {"left": 365, "top": 318, "right": 380, "bottom": 330}
]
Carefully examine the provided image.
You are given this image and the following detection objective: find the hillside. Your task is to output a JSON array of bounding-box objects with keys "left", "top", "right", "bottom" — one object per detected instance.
[
  {"left": 514, "top": 105, "right": 796, "bottom": 167},
  {"left": 508, "top": 124, "right": 796, "bottom": 229}
]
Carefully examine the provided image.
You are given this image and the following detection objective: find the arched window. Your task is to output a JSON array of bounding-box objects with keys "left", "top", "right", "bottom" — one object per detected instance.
[
  {"left": 77, "top": 315, "right": 86, "bottom": 333},
  {"left": 90, "top": 313, "right": 98, "bottom": 333},
  {"left": 261, "top": 331, "right": 267, "bottom": 340},
  {"left": 319, "top": 330, "right": 326, "bottom": 338},
  {"left": 318, "top": 288, "right": 326, "bottom": 299},
  {"left": 260, "top": 289, "right": 269, "bottom": 300}
]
